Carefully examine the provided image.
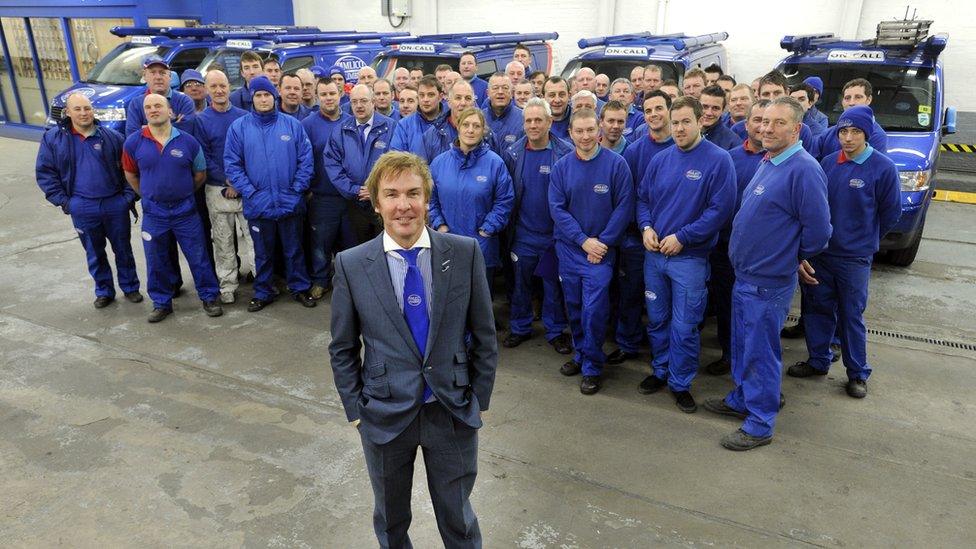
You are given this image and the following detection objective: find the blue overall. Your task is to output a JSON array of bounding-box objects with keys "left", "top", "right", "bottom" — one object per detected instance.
[
  {"left": 549, "top": 147, "right": 634, "bottom": 376},
  {"left": 36, "top": 119, "right": 139, "bottom": 298}
]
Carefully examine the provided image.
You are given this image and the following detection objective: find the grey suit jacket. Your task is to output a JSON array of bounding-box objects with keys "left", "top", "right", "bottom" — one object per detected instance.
[{"left": 328, "top": 230, "right": 498, "bottom": 445}]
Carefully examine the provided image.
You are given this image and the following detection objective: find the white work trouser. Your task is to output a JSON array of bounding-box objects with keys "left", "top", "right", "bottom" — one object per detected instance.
[{"left": 205, "top": 185, "right": 255, "bottom": 294}]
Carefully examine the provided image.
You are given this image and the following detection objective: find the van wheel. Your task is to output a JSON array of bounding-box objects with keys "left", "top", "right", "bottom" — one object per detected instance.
[{"left": 887, "top": 228, "right": 923, "bottom": 267}]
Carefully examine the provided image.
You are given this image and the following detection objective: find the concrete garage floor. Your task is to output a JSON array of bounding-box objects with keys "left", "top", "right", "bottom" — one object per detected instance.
[{"left": 1, "top": 136, "right": 975, "bottom": 548}]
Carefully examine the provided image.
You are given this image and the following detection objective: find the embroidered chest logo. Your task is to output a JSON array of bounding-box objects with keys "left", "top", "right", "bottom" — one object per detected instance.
[
  {"left": 169, "top": 148, "right": 184, "bottom": 158},
  {"left": 407, "top": 294, "right": 422, "bottom": 307},
  {"left": 753, "top": 184, "right": 766, "bottom": 196},
  {"left": 504, "top": 134, "right": 517, "bottom": 143},
  {"left": 374, "top": 140, "right": 387, "bottom": 149},
  {"left": 593, "top": 184, "right": 610, "bottom": 194},
  {"left": 539, "top": 165, "right": 551, "bottom": 175},
  {"left": 476, "top": 175, "right": 488, "bottom": 183},
  {"left": 280, "top": 134, "right": 291, "bottom": 142},
  {"left": 849, "top": 178, "right": 865, "bottom": 189},
  {"left": 685, "top": 169, "right": 702, "bottom": 181},
  {"left": 92, "top": 143, "right": 102, "bottom": 151}
]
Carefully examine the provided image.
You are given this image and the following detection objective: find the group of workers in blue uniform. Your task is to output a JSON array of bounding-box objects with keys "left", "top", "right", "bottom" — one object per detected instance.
[{"left": 35, "top": 44, "right": 901, "bottom": 450}]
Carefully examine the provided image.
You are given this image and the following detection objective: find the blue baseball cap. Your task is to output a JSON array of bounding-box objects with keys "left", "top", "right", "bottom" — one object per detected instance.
[
  {"left": 310, "top": 65, "right": 328, "bottom": 79},
  {"left": 143, "top": 55, "right": 169, "bottom": 70},
  {"left": 180, "top": 69, "right": 205, "bottom": 89}
]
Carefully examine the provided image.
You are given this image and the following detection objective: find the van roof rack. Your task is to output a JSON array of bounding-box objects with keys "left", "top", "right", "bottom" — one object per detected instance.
[
  {"left": 578, "top": 32, "right": 727, "bottom": 51},
  {"left": 381, "top": 31, "right": 557, "bottom": 47},
  {"left": 272, "top": 32, "right": 410, "bottom": 44},
  {"left": 871, "top": 19, "right": 933, "bottom": 48}
]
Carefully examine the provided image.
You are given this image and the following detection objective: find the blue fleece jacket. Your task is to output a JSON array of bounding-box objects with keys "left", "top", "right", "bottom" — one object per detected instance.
[
  {"left": 429, "top": 142, "right": 515, "bottom": 268},
  {"left": 483, "top": 102, "right": 525, "bottom": 150},
  {"left": 36, "top": 119, "right": 133, "bottom": 207},
  {"left": 623, "top": 133, "right": 674, "bottom": 186},
  {"left": 194, "top": 105, "right": 248, "bottom": 186},
  {"left": 302, "top": 109, "right": 352, "bottom": 196},
  {"left": 550, "top": 108, "right": 572, "bottom": 140},
  {"left": 721, "top": 140, "right": 765, "bottom": 241},
  {"left": 421, "top": 117, "right": 500, "bottom": 163},
  {"left": 223, "top": 110, "right": 314, "bottom": 220},
  {"left": 803, "top": 107, "right": 828, "bottom": 135},
  {"left": 820, "top": 146, "right": 902, "bottom": 257},
  {"left": 279, "top": 103, "right": 314, "bottom": 121},
  {"left": 324, "top": 112, "right": 397, "bottom": 202},
  {"left": 703, "top": 120, "right": 739, "bottom": 150},
  {"left": 502, "top": 133, "right": 574, "bottom": 247},
  {"left": 730, "top": 142, "right": 832, "bottom": 287},
  {"left": 229, "top": 83, "right": 253, "bottom": 112},
  {"left": 390, "top": 109, "right": 448, "bottom": 158},
  {"left": 636, "top": 137, "right": 736, "bottom": 256},
  {"left": 469, "top": 76, "right": 489, "bottom": 105},
  {"left": 125, "top": 87, "right": 195, "bottom": 136},
  {"left": 549, "top": 146, "right": 635, "bottom": 251}
]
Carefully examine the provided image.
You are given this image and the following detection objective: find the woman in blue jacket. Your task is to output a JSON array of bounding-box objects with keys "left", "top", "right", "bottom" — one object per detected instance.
[{"left": 429, "top": 107, "right": 515, "bottom": 282}]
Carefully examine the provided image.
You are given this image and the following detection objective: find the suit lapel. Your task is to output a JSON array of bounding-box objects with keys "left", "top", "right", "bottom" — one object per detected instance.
[
  {"left": 425, "top": 231, "right": 454, "bottom": 361},
  {"left": 363, "top": 236, "right": 423, "bottom": 361}
]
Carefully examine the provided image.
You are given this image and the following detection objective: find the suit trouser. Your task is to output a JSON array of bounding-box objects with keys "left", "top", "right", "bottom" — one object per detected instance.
[
  {"left": 803, "top": 254, "right": 872, "bottom": 380},
  {"left": 708, "top": 240, "right": 735, "bottom": 359},
  {"left": 141, "top": 203, "right": 220, "bottom": 309},
  {"left": 249, "top": 214, "right": 311, "bottom": 301},
  {"left": 307, "top": 193, "right": 352, "bottom": 287},
  {"left": 205, "top": 185, "right": 255, "bottom": 295},
  {"left": 643, "top": 252, "right": 709, "bottom": 392},
  {"left": 509, "top": 242, "right": 567, "bottom": 340},
  {"left": 724, "top": 277, "right": 795, "bottom": 438},
  {"left": 614, "top": 235, "right": 646, "bottom": 354},
  {"left": 360, "top": 402, "right": 481, "bottom": 549},
  {"left": 558, "top": 243, "right": 613, "bottom": 377},
  {"left": 68, "top": 194, "right": 139, "bottom": 298}
]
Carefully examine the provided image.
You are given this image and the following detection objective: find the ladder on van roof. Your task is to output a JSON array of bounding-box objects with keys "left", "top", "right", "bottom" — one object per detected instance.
[
  {"left": 380, "top": 32, "right": 558, "bottom": 47},
  {"left": 577, "top": 32, "right": 728, "bottom": 51}
]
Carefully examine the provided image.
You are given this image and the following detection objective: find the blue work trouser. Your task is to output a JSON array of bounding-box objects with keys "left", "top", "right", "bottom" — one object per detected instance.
[
  {"left": 803, "top": 254, "right": 872, "bottom": 380},
  {"left": 509, "top": 243, "right": 567, "bottom": 340},
  {"left": 708, "top": 240, "right": 735, "bottom": 358},
  {"left": 141, "top": 200, "right": 220, "bottom": 309},
  {"left": 614, "top": 235, "right": 646, "bottom": 354},
  {"left": 724, "top": 277, "right": 795, "bottom": 438},
  {"left": 557, "top": 242, "right": 614, "bottom": 377},
  {"left": 250, "top": 214, "right": 311, "bottom": 301},
  {"left": 307, "top": 194, "right": 352, "bottom": 287},
  {"left": 68, "top": 194, "right": 139, "bottom": 298},
  {"left": 643, "top": 252, "right": 710, "bottom": 392}
]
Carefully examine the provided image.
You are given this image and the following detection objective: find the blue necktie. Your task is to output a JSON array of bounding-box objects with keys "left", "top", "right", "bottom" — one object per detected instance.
[
  {"left": 357, "top": 123, "right": 368, "bottom": 146},
  {"left": 399, "top": 248, "right": 432, "bottom": 401}
]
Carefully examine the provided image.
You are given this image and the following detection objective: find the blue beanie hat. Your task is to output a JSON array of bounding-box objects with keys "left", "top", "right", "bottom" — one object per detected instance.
[
  {"left": 836, "top": 105, "right": 874, "bottom": 139},
  {"left": 249, "top": 75, "right": 279, "bottom": 100},
  {"left": 803, "top": 76, "right": 824, "bottom": 96},
  {"left": 328, "top": 65, "right": 347, "bottom": 79},
  {"left": 310, "top": 65, "right": 328, "bottom": 79}
]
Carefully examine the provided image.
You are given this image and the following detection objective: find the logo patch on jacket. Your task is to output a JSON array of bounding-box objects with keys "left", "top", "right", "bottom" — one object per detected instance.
[
  {"left": 539, "top": 165, "right": 551, "bottom": 175},
  {"left": 92, "top": 143, "right": 102, "bottom": 151},
  {"left": 476, "top": 175, "right": 488, "bottom": 183},
  {"left": 685, "top": 169, "right": 702, "bottom": 181},
  {"left": 280, "top": 134, "right": 291, "bottom": 142},
  {"left": 849, "top": 178, "right": 865, "bottom": 189},
  {"left": 753, "top": 184, "right": 766, "bottom": 196},
  {"left": 170, "top": 149, "right": 184, "bottom": 158},
  {"left": 504, "top": 134, "right": 517, "bottom": 143},
  {"left": 374, "top": 140, "right": 387, "bottom": 149},
  {"left": 593, "top": 183, "right": 609, "bottom": 194}
]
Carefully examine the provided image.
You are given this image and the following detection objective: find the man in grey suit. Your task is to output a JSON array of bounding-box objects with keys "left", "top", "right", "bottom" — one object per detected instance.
[{"left": 329, "top": 151, "right": 498, "bottom": 548}]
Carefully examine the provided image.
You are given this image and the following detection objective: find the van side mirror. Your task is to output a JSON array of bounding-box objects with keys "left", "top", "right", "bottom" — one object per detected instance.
[{"left": 943, "top": 106, "right": 957, "bottom": 135}]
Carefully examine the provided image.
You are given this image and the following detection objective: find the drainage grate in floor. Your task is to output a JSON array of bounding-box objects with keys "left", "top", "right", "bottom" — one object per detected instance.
[{"left": 784, "top": 314, "right": 976, "bottom": 352}]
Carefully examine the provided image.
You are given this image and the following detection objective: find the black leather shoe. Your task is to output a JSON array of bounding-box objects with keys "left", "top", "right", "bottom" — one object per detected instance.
[
  {"left": 123, "top": 291, "right": 143, "bottom": 303},
  {"left": 549, "top": 333, "right": 573, "bottom": 355},
  {"left": 672, "top": 390, "right": 697, "bottom": 413},
  {"left": 559, "top": 360, "right": 581, "bottom": 376},
  {"left": 606, "top": 348, "right": 638, "bottom": 365},
  {"left": 580, "top": 375, "right": 601, "bottom": 395},
  {"left": 503, "top": 332, "right": 532, "bottom": 348},
  {"left": 721, "top": 429, "right": 772, "bottom": 451},
  {"left": 93, "top": 296, "right": 114, "bottom": 309},
  {"left": 830, "top": 343, "right": 842, "bottom": 363},
  {"left": 704, "top": 357, "right": 731, "bottom": 375},
  {"left": 780, "top": 321, "right": 804, "bottom": 339},
  {"left": 637, "top": 374, "right": 667, "bottom": 394},
  {"left": 703, "top": 397, "right": 746, "bottom": 419},
  {"left": 294, "top": 292, "right": 317, "bottom": 308},
  {"left": 846, "top": 379, "right": 867, "bottom": 399},
  {"left": 787, "top": 361, "right": 828, "bottom": 378},
  {"left": 247, "top": 298, "right": 270, "bottom": 312},
  {"left": 202, "top": 300, "right": 223, "bottom": 317},
  {"left": 148, "top": 308, "right": 172, "bottom": 323}
]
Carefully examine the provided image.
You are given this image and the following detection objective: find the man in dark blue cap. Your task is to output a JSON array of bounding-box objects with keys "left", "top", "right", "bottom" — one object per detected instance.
[
  {"left": 788, "top": 105, "right": 901, "bottom": 399},
  {"left": 124, "top": 55, "right": 195, "bottom": 136},
  {"left": 329, "top": 65, "right": 351, "bottom": 111},
  {"left": 802, "top": 76, "right": 829, "bottom": 131},
  {"left": 180, "top": 69, "right": 208, "bottom": 113}
]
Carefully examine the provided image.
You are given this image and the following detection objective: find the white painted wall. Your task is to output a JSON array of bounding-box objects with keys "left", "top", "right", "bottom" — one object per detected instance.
[{"left": 294, "top": 0, "right": 972, "bottom": 109}]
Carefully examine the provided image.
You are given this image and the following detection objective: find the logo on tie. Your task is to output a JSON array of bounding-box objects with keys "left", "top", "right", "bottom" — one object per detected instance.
[{"left": 407, "top": 294, "right": 422, "bottom": 307}]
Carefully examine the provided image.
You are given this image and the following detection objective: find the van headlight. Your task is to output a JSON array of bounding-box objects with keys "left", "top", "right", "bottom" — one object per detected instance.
[
  {"left": 94, "top": 107, "right": 126, "bottom": 122},
  {"left": 899, "top": 170, "right": 930, "bottom": 192}
]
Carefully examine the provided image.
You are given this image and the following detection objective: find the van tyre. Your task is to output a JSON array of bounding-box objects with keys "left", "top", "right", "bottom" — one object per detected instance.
[{"left": 887, "top": 227, "right": 923, "bottom": 267}]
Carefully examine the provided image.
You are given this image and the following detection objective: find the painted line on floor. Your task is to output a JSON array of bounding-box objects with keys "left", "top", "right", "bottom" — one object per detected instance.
[{"left": 932, "top": 189, "right": 976, "bottom": 205}]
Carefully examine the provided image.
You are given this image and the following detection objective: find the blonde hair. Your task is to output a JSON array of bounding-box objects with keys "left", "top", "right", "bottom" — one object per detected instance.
[{"left": 365, "top": 151, "right": 434, "bottom": 207}]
